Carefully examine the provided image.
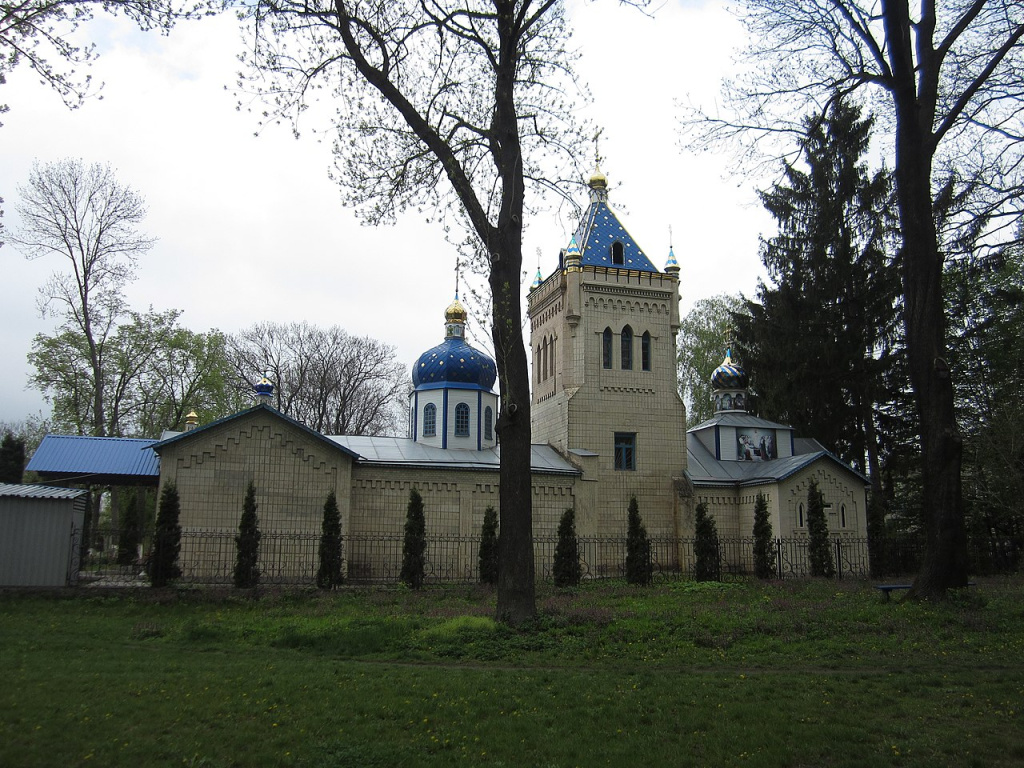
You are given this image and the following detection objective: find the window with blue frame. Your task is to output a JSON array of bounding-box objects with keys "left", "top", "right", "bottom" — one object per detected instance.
[
  {"left": 484, "top": 406, "right": 493, "bottom": 441},
  {"left": 455, "top": 403, "right": 470, "bottom": 436},
  {"left": 423, "top": 403, "right": 436, "bottom": 437},
  {"left": 614, "top": 432, "right": 636, "bottom": 471}
]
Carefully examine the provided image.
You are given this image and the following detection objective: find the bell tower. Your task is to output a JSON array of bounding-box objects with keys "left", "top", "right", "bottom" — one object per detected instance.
[{"left": 527, "top": 167, "right": 688, "bottom": 536}]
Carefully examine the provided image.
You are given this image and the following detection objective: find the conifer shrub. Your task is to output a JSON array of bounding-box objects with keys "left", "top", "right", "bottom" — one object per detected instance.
[
  {"left": 401, "top": 488, "right": 427, "bottom": 589},
  {"left": 148, "top": 482, "right": 182, "bottom": 588},
  {"left": 693, "top": 501, "right": 721, "bottom": 582},
  {"left": 116, "top": 491, "right": 143, "bottom": 566},
  {"left": 752, "top": 491, "right": 775, "bottom": 579},
  {"left": 0, "top": 431, "right": 25, "bottom": 483},
  {"left": 478, "top": 505, "right": 499, "bottom": 586},
  {"left": 316, "top": 490, "right": 343, "bottom": 589},
  {"left": 806, "top": 478, "right": 835, "bottom": 577},
  {"left": 866, "top": 490, "right": 888, "bottom": 578},
  {"left": 233, "top": 481, "right": 262, "bottom": 588},
  {"left": 625, "top": 496, "right": 653, "bottom": 585},
  {"left": 553, "top": 507, "right": 582, "bottom": 588}
]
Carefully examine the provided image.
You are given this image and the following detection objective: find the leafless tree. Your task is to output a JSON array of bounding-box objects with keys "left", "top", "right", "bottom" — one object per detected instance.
[
  {"left": 682, "top": 0, "right": 1024, "bottom": 598},
  {"left": 234, "top": 0, "right": 628, "bottom": 622},
  {"left": 229, "top": 322, "right": 407, "bottom": 437}
]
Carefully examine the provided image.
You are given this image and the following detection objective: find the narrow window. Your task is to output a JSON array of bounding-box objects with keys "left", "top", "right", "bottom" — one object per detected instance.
[
  {"left": 611, "top": 241, "right": 625, "bottom": 265},
  {"left": 621, "top": 325, "right": 633, "bottom": 370},
  {"left": 455, "top": 403, "right": 470, "bottom": 436},
  {"left": 840, "top": 504, "right": 847, "bottom": 529},
  {"left": 602, "top": 328, "right": 613, "bottom": 369},
  {"left": 423, "top": 403, "right": 436, "bottom": 437},
  {"left": 484, "top": 406, "right": 493, "bottom": 441},
  {"left": 641, "top": 331, "right": 651, "bottom": 371},
  {"left": 798, "top": 502, "right": 805, "bottom": 528},
  {"left": 614, "top": 432, "right": 636, "bottom": 471},
  {"left": 548, "top": 335, "right": 555, "bottom": 379}
]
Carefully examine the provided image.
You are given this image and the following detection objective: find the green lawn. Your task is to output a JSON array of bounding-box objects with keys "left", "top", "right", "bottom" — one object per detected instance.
[{"left": 2, "top": 578, "right": 1021, "bottom": 767}]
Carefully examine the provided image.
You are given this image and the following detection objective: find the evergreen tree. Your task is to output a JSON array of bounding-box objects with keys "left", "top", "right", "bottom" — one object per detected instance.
[
  {"left": 625, "top": 496, "right": 653, "bottom": 585},
  {"left": 148, "top": 482, "right": 182, "bottom": 588},
  {"left": 0, "top": 432, "right": 26, "bottom": 483},
  {"left": 316, "top": 490, "right": 343, "bottom": 590},
  {"left": 752, "top": 491, "right": 775, "bottom": 579},
  {"left": 400, "top": 488, "right": 426, "bottom": 589},
  {"left": 478, "top": 506, "right": 499, "bottom": 586},
  {"left": 553, "top": 507, "right": 582, "bottom": 588},
  {"left": 806, "top": 479, "right": 836, "bottom": 577},
  {"left": 233, "top": 481, "right": 262, "bottom": 588},
  {"left": 693, "top": 501, "right": 721, "bottom": 582},
  {"left": 116, "top": 491, "right": 143, "bottom": 567}
]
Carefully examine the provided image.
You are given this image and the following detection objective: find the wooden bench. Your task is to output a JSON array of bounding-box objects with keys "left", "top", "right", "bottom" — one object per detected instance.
[{"left": 875, "top": 582, "right": 975, "bottom": 601}]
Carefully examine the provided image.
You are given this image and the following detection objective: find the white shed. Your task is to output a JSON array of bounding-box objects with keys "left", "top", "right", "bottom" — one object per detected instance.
[{"left": 0, "top": 483, "right": 89, "bottom": 587}]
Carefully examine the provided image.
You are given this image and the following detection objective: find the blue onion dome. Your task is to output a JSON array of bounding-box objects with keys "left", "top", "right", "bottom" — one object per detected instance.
[
  {"left": 711, "top": 349, "right": 749, "bottom": 390},
  {"left": 412, "top": 297, "right": 497, "bottom": 391},
  {"left": 255, "top": 376, "right": 274, "bottom": 397}
]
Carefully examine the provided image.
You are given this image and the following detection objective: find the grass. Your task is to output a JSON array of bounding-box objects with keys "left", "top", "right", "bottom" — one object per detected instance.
[{"left": 1, "top": 577, "right": 1022, "bottom": 767}]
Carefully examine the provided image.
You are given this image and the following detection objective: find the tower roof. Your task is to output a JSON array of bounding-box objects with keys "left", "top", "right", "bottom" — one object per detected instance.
[{"left": 569, "top": 172, "right": 660, "bottom": 273}]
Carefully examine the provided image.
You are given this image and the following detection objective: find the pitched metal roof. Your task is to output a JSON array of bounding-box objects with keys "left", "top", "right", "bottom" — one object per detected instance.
[
  {"left": 573, "top": 200, "right": 660, "bottom": 272},
  {"left": 330, "top": 436, "right": 579, "bottom": 476},
  {"left": 26, "top": 435, "right": 160, "bottom": 484},
  {"left": 0, "top": 483, "right": 90, "bottom": 500},
  {"left": 688, "top": 412, "right": 793, "bottom": 432}
]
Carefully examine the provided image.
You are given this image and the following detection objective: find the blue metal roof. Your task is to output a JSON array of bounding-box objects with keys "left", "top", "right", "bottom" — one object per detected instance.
[
  {"left": 572, "top": 200, "right": 659, "bottom": 272},
  {"left": 412, "top": 336, "right": 497, "bottom": 392},
  {"left": 27, "top": 435, "right": 160, "bottom": 482}
]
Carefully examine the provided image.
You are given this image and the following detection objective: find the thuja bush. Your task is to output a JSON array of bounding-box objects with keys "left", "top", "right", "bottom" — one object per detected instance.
[
  {"left": 148, "top": 482, "right": 182, "bottom": 588},
  {"left": 625, "top": 496, "right": 652, "bottom": 586},
  {"left": 233, "top": 481, "right": 262, "bottom": 588},
  {"left": 752, "top": 491, "right": 775, "bottom": 579},
  {"left": 553, "top": 507, "right": 582, "bottom": 588},
  {"left": 401, "top": 488, "right": 426, "bottom": 589},
  {"left": 316, "top": 490, "right": 343, "bottom": 590},
  {"left": 478, "top": 505, "right": 499, "bottom": 586},
  {"left": 693, "top": 501, "right": 721, "bottom": 582},
  {"left": 806, "top": 478, "right": 835, "bottom": 577},
  {"left": 117, "top": 491, "right": 143, "bottom": 567}
]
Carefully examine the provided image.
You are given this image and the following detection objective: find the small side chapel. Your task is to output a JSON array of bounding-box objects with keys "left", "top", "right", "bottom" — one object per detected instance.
[{"left": 27, "top": 166, "right": 869, "bottom": 579}]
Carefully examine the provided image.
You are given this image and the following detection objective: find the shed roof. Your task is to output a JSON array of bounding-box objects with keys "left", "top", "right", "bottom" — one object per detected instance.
[
  {"left": 26, "top": 435, "right": 160, "bottom": 485},
  {"left": 0, "top": 483, "right": 91, "bottom": 500}
]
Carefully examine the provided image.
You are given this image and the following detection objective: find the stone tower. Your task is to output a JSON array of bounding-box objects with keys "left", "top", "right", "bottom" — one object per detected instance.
[{"left": 527, "top": 167, "right": 688, "bottom": 536}]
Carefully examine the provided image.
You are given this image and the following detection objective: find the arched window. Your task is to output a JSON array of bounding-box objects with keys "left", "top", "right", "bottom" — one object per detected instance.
[
  {"left": 602, "top": 328, "right": 613, "bottom": 369},
  {"left": 840, "top": 504, "right": 847, "bottom": 529},
  {"left": 484, "top": 406, "right": 493, "bottom": 441},
  {"left": 621, "top": 325, "right": 633, "bottom": 370},
  {"left": 541, "top": 337, "right": 548, "bottom": 381},
  {"left": 611, "top": 241, "right": 625, "bottom": 265},
  {"left": 641, "top": 331, "right": 651, "bottom": 371},
  {"left": 798, "top": 502, "right": 805, "bottom": 528},
  {"left": 423, "top": 403, "right": 436, "bottom": 437},
  {"left": 455, "top": 402, "right": 471, "bottom": 436},
  {"left": 548, "top": 335, "right": 555, "bottom": 379}
]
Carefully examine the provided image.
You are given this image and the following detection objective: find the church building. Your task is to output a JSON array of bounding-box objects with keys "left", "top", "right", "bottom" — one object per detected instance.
[{"left": 27, "top": 167, "right": 869, "bottom": 580}]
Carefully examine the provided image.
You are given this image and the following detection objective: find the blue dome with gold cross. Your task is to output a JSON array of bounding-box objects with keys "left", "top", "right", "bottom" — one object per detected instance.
[
  {"left": 711, "top": 349, "right": 749, "bottom": 390},
  {"left": 412, "top": 296, "right": 497, "bottom": 391}
]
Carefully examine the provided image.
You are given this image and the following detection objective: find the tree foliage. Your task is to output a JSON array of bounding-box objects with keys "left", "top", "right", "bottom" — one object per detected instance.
[
  {"left": 116, "top": 490, "right": 144, "bottom": 566},
  {"left": 233, "top": 481, "right": 262, "bottom": 588},
  {"left": 625, "top": 496, "right": 652, "bottom": 586},
  {"left": 401, "top": 487, "right": 426, "bottom": 590},
  {"left": 0, "top": 431, "right": 26, "bottom": 483},
  {"left": 693, "top": 501, "right": 720, "bottom": 582},
  {"left": 677, "top": 293, "right": 745, "bottom": 426},
  {"left": 752, "top": 491, "right": 775, "bottom": 579},
  {"left": 316, "top": 490, "right": 344, "bottom": 589},
  {"left": 553, "top": 507, "right": 581, "bottom": 588},
  {"left": 148, "top": 481, "right": 181, "bottom": 587},
  {"left": 685, "top": 0, "right": 1024, "bottom": 597},
  {"left": 229, "top": 322, "right": 406, "bottom": 436},
  {"left": 478, "top": 505, "right": 499, "bottom": 586},
  {"left": 806, "top": 478, "right": 835, "bottom": 578}
]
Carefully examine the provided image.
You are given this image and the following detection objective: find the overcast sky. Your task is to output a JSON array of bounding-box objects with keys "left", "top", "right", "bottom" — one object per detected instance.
[{"left": 0, "top": 0, "right": 774, "bottom": 427}]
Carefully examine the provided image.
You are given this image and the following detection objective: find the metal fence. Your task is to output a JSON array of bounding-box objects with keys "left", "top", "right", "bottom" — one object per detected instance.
[{"left": 75, "top": 526, "right": 908, "bottom": 586}]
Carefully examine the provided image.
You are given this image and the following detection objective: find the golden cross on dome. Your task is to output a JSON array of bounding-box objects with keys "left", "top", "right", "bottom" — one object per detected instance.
[{"left": 593, "top": 127, "right": 604, "bottom": 168}]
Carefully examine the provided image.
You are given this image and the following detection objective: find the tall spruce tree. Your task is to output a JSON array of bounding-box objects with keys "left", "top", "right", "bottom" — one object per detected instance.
[
  {"left": 625, "top": 496, "right": 653, "bottom": 586},
  {"left": 693, "top": 501, "right": 721, "bottom": 582},
  {"left": 233, "top": 481, "right": 262, "bottom": 588},
  {"left": 0, "top": 432, "right": 26, "bottom": 483},
  {"left": 316, "top": 490, "right": 343, "bottom": 590},
  {"left": 116, "top": 491, "right": 143, "bottom": 567},
  {"left": 478, "top": 506, "right": 499, "bottom": 586},
  {"left": 401, "top": 488, "right": 426, "bottom": 589},
  {"left": 806, "top": 479, "right": 835, "bottom": 578},
  {"left": 752, "top": 491, "right": 775, "bottom": 579},
  {"left": 148, "top": 482, "right": 181, "bottom": 588},
  {"left": 735, "top": 98, "right": 903, "bottom": 482},
  {"left": 553, "top": 507, "right": 582, "bottom": 588}
]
